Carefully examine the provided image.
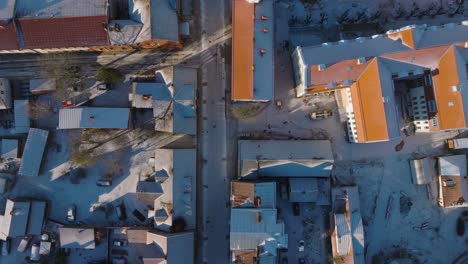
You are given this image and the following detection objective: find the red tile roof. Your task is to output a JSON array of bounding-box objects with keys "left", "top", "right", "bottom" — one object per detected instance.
[
  {"left": 18, "top": 16, "right": 109, "bottom": 49},
  {"left": 0, "top": 23, "right": 19, "bottom": 50}
]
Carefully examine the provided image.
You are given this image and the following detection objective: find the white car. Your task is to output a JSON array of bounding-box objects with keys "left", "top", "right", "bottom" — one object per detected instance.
[{"left": 67, "top": 205, "right": 76, "bottom": 222}]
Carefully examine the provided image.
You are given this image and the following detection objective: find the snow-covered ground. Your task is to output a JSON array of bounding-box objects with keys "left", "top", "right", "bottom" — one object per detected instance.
[{"left": 235, "top": 1, "right": 468, "bottom": 262}]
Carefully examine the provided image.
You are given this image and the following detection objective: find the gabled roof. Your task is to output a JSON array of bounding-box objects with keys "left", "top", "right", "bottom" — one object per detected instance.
[
  {"left": 231, "top": 181, "right": 276, "bottom": 208},
  {"left": 18, "top": 16, "right": 109, "bottom": 49},
  {"left": 0, "top": 22, "right": 19, "bottom": 50},
  {"left": 58, "top": 107, "right": 130, "bottom": 129},
  {"left": 150, "top": 0, "right": 179, "bottom": 42},
  {"left": 18, "top": 128, "right": 48, "bottom": 177}
]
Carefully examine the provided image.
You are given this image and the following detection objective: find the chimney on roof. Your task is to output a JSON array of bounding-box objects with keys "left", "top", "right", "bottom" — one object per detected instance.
[
  {"left": 259, "top": 49, "right": 267, "bottom": 56},
  {"left": 357, "top": 57, "right": 366, "bottom": 65},
  {"left": 261, "top": 15, "right": 268, "bottom": 21},
  {"left": 262, "top": 28, "right": 269, "bottom": 33}
]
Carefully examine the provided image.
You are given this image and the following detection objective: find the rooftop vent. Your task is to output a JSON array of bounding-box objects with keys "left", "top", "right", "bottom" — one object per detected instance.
[
  {"left": 452, "top": 85, "right": 460, "bottom": 92},
  {"left": 357, "top": 57, "right": 366, "bottom": 65},
  {"left": 464, "top": 41, "right": 468, "bottom": 48},
  {"left": 356, "top": 37, "right": 366, "bottom": 43},
  {"left": 318, "top": 64, "right": 326, "bottom": 71},
  {"left": 371, "top": 34, "right": 383, "bottom": 39},
  {"left": 462, "top": 20, "right": 468, "bottom": 26},
  {"left": 260, "top": 15, "right": 268, "bottom": 21},
  {"left": 259, "top": 49, "right": 267, "bottom": 56},
  {"left": 321, "top": 42, "right": 330, "bottom": 47},
  {"left": 89, "top": 115, "right": 95, "bottom": 120},
  {"left": 262, "top": 28, "right": 269, "bottom": 33},
  {"left": 142, "top": 94, "right": 151, "bottom": 100},
  {"left": 383, "top": 96, "right": 390, "bottom": 103},
  {"left": 448, "top": 102, "right": 455, "bottom": 107}
]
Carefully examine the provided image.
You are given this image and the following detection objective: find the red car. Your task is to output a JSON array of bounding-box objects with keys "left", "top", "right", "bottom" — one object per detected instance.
[{"left": 61, "top": 101, "right": 75, "bottom": 107}]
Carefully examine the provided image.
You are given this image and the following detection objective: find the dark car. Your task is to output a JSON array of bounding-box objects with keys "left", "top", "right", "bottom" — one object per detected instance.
[
  {"left": 292, "top": 202, "right": 300, "bottom": 216},
  {"left": 115, "top": 204, "right": 127, "bottom": 220}
]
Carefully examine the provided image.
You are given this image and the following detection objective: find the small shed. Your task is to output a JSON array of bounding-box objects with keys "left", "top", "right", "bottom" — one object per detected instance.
[
  {"left": 409, "top": 157, "right": 435, "bottom": 185},
  {"left": 29, "top": 79, "right": 56, "bottom": 95},
  {"left": 1, "top": 139, "right": 18, "bottom": 159}
]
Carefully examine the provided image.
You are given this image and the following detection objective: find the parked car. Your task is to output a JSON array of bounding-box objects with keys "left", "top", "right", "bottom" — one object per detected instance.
[
  {"left": 1, "top": 238, "right": 11, "bottom": 256},
  {"left": 113, "top": 239, "right": 128, "bottom": 247},
  {"left": 96, "top": 179, "right": 112, "bottom": 186},
  {"left": 115, "top": 204, "right": 127, "bottom": 220},
  {"left": 17, "top": 236, "right": 32, "bottom": 252},
  {"left": 309, "top": 110, "right": 333, "bottom": 120},
  {"left": 298, "top": 240, "right": 305, "bottom": 252},
  {"left": 292, "top": 202, "right": 300, "bottom": 216},
  {"left": 67, "top": 204, "right": 76, "bottom": 222},
  {"left": 97, "top": 83, "right": 109, "bottom": 91}
]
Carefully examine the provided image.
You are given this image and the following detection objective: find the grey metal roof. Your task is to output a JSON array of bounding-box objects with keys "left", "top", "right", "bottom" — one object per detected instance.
[
  {"left": 1, "top": 138, "right": 18, "bottom": 159},
  {"left": 150, "top": 0, "right": 179, "bottom": 42},
  {"left": 18, "top": 128, "right": 48, "bottom": 177},
  {"left": 238, "top": 140, "right": 334, "bottom": 178},
  {"left": 438, "top": 155, "right": 467, "bottom": 177},
  {"left": 172, "top": 149, "right": 196, "bottom": 229},
  {"left": 14, "top": 99, "right": 30, "bottom": 133},
  {"left": 166, "top": 232, "right": 195, "bottom": 264},
  {"left": 29, "top": 79, "right": 56, "bottom": 94},
  {"left": 59, "top": 228, "right": 95, "bottom": 249},
  {"left": 0, "top": 199, "right": 29, "bottom": 240},
  {"left": 253, "top": 0, "right": 274, "bottom": 101},
  {"left": 58, "top": 107, "right": 130, "bottom": 129},
  {"left": 230, "top": 208, "right": 287, "bottom": 251},
  {"left": 15, "top": 0, "right": 107, "bottom": 18},
  {"left": 254, "top": 182, "right": 276, "bottom": 208},
  {"left": 289, "top": 178, "right": 318, "bottom": 202},
  {"left": 27, "top": 201, "right": 46, "bottom": 235},
  {"left": 335, "top": 213, "right": 351, "bottom": 256},
  {"left": 409, "top": 158, "right": 434, "bottom": 185}
]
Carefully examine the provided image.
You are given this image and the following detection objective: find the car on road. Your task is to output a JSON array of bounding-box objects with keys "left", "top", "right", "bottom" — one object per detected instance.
[
  {"left": 67, "top": 204, "right": 76, "bottom": 222},
  {"left": 96, "top": 179, "right": 112, "bottom": 186},
  {"left": 113, "top": 239, "right": 128, "bottom": 247},
  {"left": 309, "top": 110, "right": 333, "bottom": 120},
  {"left": 298, "top": 240, "right": 305, "bottom": 252},
  {"left": 97, "top": 83, "right": 109, "bottom": 91},
  {"left": 292, "top": 202, "right": 300, "bottom": 216},
  {"left": 1, "top": 238, "right": 11, "bottom": 256},
  {"left": 115, "top": 203, "right": 127, "bottom": 220}
]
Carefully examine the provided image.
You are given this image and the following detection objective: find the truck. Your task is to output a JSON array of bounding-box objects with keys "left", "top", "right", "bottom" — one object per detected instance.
[{"left": 447, "top": 138, "right": 468, "bottom": 149}]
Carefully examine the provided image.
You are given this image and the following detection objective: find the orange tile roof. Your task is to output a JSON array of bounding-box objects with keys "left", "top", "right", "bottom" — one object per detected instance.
[
  {"left": 433, "top": 46, "right": 465, "bottom": 130},
  {"left": 388, "top": 28, "right": 416, "bottom": 49},
  {"left": 381, "top": 45, "right": 450, "bottom": 68},
  {"left": 308, "top": 58, "right": 371, "bottom": 88},
  {"left": 351, "top": 58, "right": 389, "bottom": 142},
  {"left": 231, "top": 0, "right": 254, "bottom": 100},
  {"left": 0, "top": 22, "right": 19, "bottom": 50},
  {"left": 18, "top": 16, "right": 109, "bottom": 49}
]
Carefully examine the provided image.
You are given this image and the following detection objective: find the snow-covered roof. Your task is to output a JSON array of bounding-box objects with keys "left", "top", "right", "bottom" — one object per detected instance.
[
  {"left": 15, "top": 0, "right": 108, "bottom": 18},
  {"left": 14, "top": 99, "right": 30, "bottom": 133},
  {"left": 131, "top": 66, "right": 196, "bottom": 135},
  {"left": 1, "top": 138, "right": 18, "bottom": 159},
  {"left": 59, "top": 228, "right": 95, "bottom": 249},
  {"left": 0, "top": 78, "right": 12, "bottom": 109},
  {"left": 331, "top": 186, "right": 365, "bottom": 264},
  {"left": 108, "top": 20, "right": 144, "bottom": 45},
  {"left": 409, "top": 157, "right": 435, "bottom": 185},
  {"left": 18, "top": 128, "right": 48, "bottom": 177},
  {"left": 29, "top": 79, "right": 56, "bottom": 94},
  {"left": 146, "top": 231, "right": 194, "bottom": 264},
  {"left": 0, "top": 0, "right": 15, "bottom": 22},
  {"left": 230, "top": 208, "right": 287, "bottom": 252},
  {"left": 231, "top": 181, "right": 276, "bottom": 208},
  {"left": 238, "top": 140, "right": 334, "bottom": 178},
  {"left": 150, "top": 0, "right": 179, "bottom": 42},
  {"left": 438, "top": 155, "right": 467, "bottom": 177},
  {"left": 289, "top": 178, "right": 318, "bottom": 202},
  {"left": 58, "top": 107, "right": 130, "bottom": 129},
  {"left": 0, "top": 199, "right": 29, "bottom": 240}
]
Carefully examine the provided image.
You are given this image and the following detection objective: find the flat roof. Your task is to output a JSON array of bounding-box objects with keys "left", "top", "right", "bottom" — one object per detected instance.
[
  {"left": 18, "top": 128, "right": 48, "bottom": 177},
  {"left": 59, "top": 228, "right": 95, "bottom": 249},
  {"left": 14, "top": 99, "right": 30, "bottom": 133},
  {"left": 0, "top": 199, "right": 30, "bottom": 240},
  {"left": 150, "top": 0, "right": 179, "bottom": 42}
]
